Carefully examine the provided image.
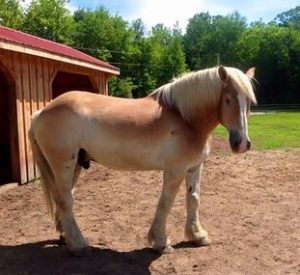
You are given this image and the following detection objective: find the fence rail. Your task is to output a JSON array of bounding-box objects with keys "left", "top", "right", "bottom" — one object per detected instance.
[{"left": 251, "top": 104, "right": 300, "bottom": 112}]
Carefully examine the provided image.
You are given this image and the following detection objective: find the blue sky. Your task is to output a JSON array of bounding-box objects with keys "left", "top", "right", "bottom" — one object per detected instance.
[{"left": 68, "top": 0, "right": 298, "bottom": 31}]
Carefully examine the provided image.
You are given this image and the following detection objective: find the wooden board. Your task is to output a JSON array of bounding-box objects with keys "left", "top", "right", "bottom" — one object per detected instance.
[
  {"left": 12, "top": 52, "right": 27, "bottom": 183},
  {"left": 21, "top": 53, "right": 34, "bottom": 182},
  {"left": 28, "top": 55, "right": 39, "bottom": 178}
]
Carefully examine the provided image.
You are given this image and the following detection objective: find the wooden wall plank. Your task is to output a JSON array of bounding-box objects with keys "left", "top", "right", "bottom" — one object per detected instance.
[
  {"left": 98, "top": 73, "right": 103, "bottom": 93},
  {"left": 95, "top": 72, "right": 106, "bottom": 94},
  {"left": 42, "top": 58, "right": 51, "bottom": 103},
  {"left": 20, "top": 53, "right": 35, "bottom": 182},
  {"left": 36, "top": 57, "right": 45, "bottom": 107},
  {"left": 103, "top": 73, "right": 109, "bottom": 95},
  {"left": 29, "top": 55, "right": 39, "bottom": 178},
  {"left": 12, "top": 52, "right": 27, "bottom": 183},
  {"left": 33, "top": 57, "right": 42, "bottom": 178}
]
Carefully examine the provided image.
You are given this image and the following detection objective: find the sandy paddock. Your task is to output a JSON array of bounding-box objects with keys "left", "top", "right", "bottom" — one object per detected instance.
[{"left": 0, "top": 143, "right": 299, "bottom": 274}]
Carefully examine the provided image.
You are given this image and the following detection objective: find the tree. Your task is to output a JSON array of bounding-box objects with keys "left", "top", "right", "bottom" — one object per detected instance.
[
  {"left": 148, "top": 23, "right": 187, "bottom": 87},
  {"left": 130, "top": 18, "right": 145, "bottom": 42},
  {"left": 184, "top": 12, "right": 247, "bottom": 69},
  {"left": 159, "top": 26, "right": 187, "bottom": 85},
  {"left": 0, "top": 0, "right": 23, "bottom": 29},
  {"left": 124, "top": 19, "right": 156, "bottom": 98},
  {"left": 73, "top": 7, "right": 136, "bottom": 97},
  {"left": 207, "top": 12, "right": 247, "bottom": 66},
  {"left": 127, "top": 36, "right": 156, "bottom": 98},
  {"left": 23, "top": 0, "right": 74, "bottom": 43},
  {"left": 184, "top": 12, "right": 212, "bottom": 69},
  {"left": 73, "top": 7, "right": 131, "bottom": 63},
  {"left": 109, "top": 77, "right": 134, "bottom": 98},
  {"left": 236, "top": 25, "right": 300, "bottom": 104},
  {"left": 274, "top": 6, "right": 300, "bottom": 30},
  {"left": 148, "top": 24, "right": 172, "bottom": 85}
]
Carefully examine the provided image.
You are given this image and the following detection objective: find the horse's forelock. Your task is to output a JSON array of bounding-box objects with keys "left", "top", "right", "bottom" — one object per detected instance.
[{"left": 226, "top": 67, "right": 257, "bottom": 104}]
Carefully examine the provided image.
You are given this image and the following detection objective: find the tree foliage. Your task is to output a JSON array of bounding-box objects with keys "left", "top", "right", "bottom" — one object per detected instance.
[
  {"left": 237, "top": 25, "right": 300, "bottom": 104},
  {"left": 23, "top": 0, "right": 74, "bottom": 43},
  {"left": 184, "top": 12, "right": 247, "bottom": 69},
  {"left": 149, "top": 24, "right": 186, "bottom": 87},
  {"left": 274, "top": 6, "right": 300, "bottom": 30},
  {"left": 0, "top": 0, "right": 24, "bottom": 29},
  {"left": 73, "top": 7, "right": 131, "bottom": 62},
  {"left": 1, "top": 2, "right": 300, "bottom": 104}
]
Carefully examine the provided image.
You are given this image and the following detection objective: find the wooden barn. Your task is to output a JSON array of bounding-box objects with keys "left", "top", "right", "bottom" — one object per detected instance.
[{"left": 0, "top": 26, "right": 119, "bottom": 185}]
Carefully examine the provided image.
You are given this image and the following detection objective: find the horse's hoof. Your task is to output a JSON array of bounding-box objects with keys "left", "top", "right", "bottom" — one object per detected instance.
[
  {"left": 194, "top": 235, "right": 211, "bottom": 247},
  {"left": 57, "top": 235, "right": 66, "bottom": 246},
  {"left": 155, "top": 245, "right": 175, "bottom": 254},
  {"left": 68, "top": 246, "right": 90, "bottom": 257},
  {"left": 67, "top": 239, "right": 90, "bottom": 257}
]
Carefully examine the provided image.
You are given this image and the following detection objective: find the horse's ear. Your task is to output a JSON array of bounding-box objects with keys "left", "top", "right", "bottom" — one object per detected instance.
[
  {"left": 218, "top": 66, "right": 229, "bottom": 82},
  {"left": 246, "top": 67, "right": 255, "bottom": 78}
]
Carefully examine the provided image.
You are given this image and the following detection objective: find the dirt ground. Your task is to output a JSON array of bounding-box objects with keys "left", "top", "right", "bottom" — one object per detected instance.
[{"left": 0, "top": 142, "right": 299, "bottom": 275}]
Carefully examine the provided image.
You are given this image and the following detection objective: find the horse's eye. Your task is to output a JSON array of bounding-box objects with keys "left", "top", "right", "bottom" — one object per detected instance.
[{"left": 225, "top": 98, "right": 230, "bottom": 106}]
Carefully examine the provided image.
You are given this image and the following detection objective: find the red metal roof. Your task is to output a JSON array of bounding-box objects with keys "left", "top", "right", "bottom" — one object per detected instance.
[{"left": 0, "top": 26, "right": 119, "bottom": 73}]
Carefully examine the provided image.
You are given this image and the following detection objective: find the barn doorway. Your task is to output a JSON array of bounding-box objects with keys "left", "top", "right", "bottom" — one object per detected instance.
[
  {"left": 52, "top": 71, "right": 97, "bottom": 98},
  {"left": 0, "top": 66, "right": 19, "bottom": 184}
]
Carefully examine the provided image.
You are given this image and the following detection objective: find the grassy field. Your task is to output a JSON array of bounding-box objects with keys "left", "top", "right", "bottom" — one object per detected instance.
[{"left": 213, "top": 112, "right": 300, "bottom": 150}]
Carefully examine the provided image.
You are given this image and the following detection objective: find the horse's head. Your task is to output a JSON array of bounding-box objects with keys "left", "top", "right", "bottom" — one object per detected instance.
[{"left": 217, "top": 66, "right": 256, "bottom": 154}]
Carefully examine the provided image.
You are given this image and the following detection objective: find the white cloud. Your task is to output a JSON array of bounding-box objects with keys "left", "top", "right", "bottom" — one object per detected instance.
[
  {"left": 237, "top": 0, "right": 300, "bottom": 22},
  {"left": 19, "top": 0, "right": 32, "bottom": 9},
  {"left": 65, "top": 2, "right": 78, "bottom": 14},
  {"left": 116, "top": 0, "right": 299, "bottom": 30},
  {"left": 124, "top": 0, "right": 231, "bottom": 31},
  {"left": 20, "top": 0, "right": 300, "bottom": 31},
  {"left": 19, "top": 0, "right": 78, "bottom": 14}
]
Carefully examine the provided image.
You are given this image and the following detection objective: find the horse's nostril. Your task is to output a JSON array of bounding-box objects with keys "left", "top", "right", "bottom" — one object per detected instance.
[
  {"left": 247, "top": 140, "right": 251, "bottom": 150},
  {"left": 233, "top": 141, "right": 240, "bottom": 148},
  {"left": 229, "top": 129, "right": 242, "bottom": 152}
]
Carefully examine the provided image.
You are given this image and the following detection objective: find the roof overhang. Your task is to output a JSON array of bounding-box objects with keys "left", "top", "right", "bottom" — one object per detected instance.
[{"left": 0, "top": 40, "right": 120, "bottom": 75}]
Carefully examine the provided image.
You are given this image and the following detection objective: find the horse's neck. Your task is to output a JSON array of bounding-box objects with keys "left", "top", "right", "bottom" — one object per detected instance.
[
  {"left": 192, "top": 77, "right": 221, "bottom": 136},
  {"left": 192, "top": 107, "right": 220, "bottom": 139}
]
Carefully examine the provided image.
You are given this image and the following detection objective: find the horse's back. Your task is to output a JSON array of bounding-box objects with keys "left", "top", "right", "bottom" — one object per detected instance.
[{"left": 43, "top": 91, "right": 160, "bottom": 123}]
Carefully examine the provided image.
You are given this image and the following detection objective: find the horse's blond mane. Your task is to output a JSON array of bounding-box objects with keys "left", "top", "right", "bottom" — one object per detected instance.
[{"left": 150, "top": 66, "right": 256, "bottom": 122}]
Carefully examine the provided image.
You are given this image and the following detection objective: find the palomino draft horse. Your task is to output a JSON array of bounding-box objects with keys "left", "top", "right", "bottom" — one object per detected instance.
[{"left": 29, "top": 66, "right": 256, "bottom": 255}]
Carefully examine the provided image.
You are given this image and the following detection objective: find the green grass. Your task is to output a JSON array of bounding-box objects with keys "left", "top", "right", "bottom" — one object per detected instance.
[{"left": 213, "top": 112, "right": 300, "bottom": 150}]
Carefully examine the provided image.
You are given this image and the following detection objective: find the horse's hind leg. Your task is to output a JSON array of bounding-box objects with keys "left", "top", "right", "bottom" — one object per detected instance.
[
  {"left": 185, "top": 164, "right": 210, "bottom": 246},
  {"left": 53, "top": 164, "right": 88, "bottom": 254},
  {"left": 148, "top": 170, "right": 184, "bottom": 254},
  {"left": 55, "top": 163, "right": 82, "bottom": 246},
  {"left": 72, "top": 163, "right": 83, "bottom": 191},
  {"left": 55, "top": 209, "right": 65, "bottom": 244}
]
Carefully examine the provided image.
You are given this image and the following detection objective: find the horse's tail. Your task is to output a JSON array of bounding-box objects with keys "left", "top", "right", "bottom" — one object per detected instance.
[{"left": 29, "top": 110, "right": 56, "bottom": 219}]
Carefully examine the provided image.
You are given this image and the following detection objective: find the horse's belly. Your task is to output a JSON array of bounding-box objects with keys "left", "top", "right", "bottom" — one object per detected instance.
[
  {"left": 81, "top": 122, "right": 196, "bottom": 171},
  {"left": 83, "top": 135, "right": 167, "bottom": 170},
  {"left": 90, "top": 145, "right": 164, "bottom": 170}
]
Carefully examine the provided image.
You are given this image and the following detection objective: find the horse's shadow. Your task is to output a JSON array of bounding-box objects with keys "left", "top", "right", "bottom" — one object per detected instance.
[{"left": 0, "top": 240, "right": 164, "bottom": 275}]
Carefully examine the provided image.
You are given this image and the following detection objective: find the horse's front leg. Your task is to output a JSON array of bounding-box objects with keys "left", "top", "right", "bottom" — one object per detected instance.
[
  {"left": 148, "top": 170, "right": 184, "bottom": 254},
  {"left": 185, "top": 164, "right": 211, "bottom": 246}
]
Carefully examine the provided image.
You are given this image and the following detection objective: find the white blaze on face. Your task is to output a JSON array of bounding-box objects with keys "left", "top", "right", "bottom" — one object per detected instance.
[{"left": 238, "top": 94, "right": 249, "bottom": 153}]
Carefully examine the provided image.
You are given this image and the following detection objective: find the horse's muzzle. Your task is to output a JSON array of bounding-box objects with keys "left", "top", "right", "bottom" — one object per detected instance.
[{"left": 229, "top": 129, "right": 251, "bottom": 153}]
